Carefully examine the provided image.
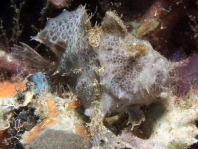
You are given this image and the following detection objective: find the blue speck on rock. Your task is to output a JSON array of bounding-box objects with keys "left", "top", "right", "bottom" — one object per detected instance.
[{"left": 30, "top": 72, "right": 50, "bottom": 94}]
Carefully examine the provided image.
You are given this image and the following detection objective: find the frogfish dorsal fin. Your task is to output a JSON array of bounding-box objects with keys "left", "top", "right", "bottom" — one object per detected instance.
[
  {"left": 32, "top": 5, "right": 89, "bottom": 58},
  {"left": 102, "top": 11, "right": 127, "bottom": 37}
]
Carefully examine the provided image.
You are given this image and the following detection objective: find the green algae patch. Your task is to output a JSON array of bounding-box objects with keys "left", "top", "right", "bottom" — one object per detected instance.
[{"left": 167, "top": 141, "right": 188, "bottom": 149}]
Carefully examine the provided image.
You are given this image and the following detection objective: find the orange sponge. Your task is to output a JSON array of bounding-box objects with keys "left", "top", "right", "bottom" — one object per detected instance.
[
  {"left": 76, "top": 125, "right": 90, "bottom": 139},
  {"left": 0, "top": 81, "right": 26, "bottom": 98},
  {"left": 25, "top": 98, "right": 57, "bottom": 144},
  {"left": 66, "top": 100, "right": 81, "bottom": 110}
]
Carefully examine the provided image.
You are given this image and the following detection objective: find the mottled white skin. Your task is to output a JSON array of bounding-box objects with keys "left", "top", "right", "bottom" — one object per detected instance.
[
  {"left": 96, "top": 32, "right": 170, "bottom": 115},
  {"left": 34, "top": 6, "right": 170, "bottom": 118},
  {"left": 90, "top": 11, "right": 169, "bottom": 117},
  {"left": 33, "top": 6, "right": 101, "bottom": 109}
]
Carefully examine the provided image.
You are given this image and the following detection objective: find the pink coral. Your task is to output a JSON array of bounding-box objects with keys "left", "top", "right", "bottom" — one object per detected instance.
[{"left": 49, "top": 0, "right": 72, "bottom": 9}]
